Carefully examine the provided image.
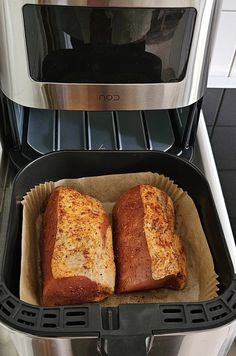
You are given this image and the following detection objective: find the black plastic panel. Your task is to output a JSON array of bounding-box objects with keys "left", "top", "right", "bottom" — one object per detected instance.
[
  {"left": 117, "top": 111, "right": 147, "bottom": 150},
  {"left": 20, "top": 108, "right": 177, "bottom": 154},
  {"left": 28, "top": 109, "right": 55, "bottom": 153},
  {"left": 88, "top": 112, "right": 117, "bottom": 150},
  {"left": 144, "top": 110, "right": 175, "bottom": 151},
  {"left": 59, "top": 111, "right": 85, "bottom": 150}
]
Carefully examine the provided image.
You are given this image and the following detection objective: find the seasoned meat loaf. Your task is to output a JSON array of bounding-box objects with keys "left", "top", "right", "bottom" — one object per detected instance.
[
  {"left": 41, "top": 186, "right": 115, "bottom": 306},
  {"left": 113, "top": 184, "right": 187, "bottom": 293}
]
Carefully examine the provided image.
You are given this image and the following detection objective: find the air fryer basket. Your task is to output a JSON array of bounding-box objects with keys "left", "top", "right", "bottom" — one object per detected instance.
[{"left": 0, "top": 151, "right": 235, "bottom": 355}]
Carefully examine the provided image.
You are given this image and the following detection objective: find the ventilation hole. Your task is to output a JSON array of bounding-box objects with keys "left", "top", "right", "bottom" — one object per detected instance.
[
  {"left": 226, "top": 292, "right": 234, "bottom": 303},
  {"left": 17, "top": 319, "right": 34, "bottom": 327},
  {"left": 232, "top": 302, "right": 236, "bottom": 310},
  {"left": 164, "top": 318, "right": 183, "bottom": 323},
  {"left": 0, "top": 289, "right": 4, "bottom": 298},
  {"left": 209, "top": 305, "right": 222, "bottom": 312},
  {"left": 0, "top": 305, "right": 10, "bottom": 316},
  {"left": 43, "top": 323, "right": 57, "bottom": 328},
  {"left": 212, "top": 313, "right": 227, "bottom": 321},
  {"left": 44, "top": 313, "right": 57, "bottom": 319},
  {"left": 192, "top": 318, "right": 205, "bottom": 323},
  {"left": 190, "top": 309, "right": 203, "bottom": 314},
  {"left": 22, "top": 310, "right": 36, "bottom": 317},
  {"left": 66, "top": 311, "right": 85, "bottom": 317},
  {"left": 66, "top": 320, "right": 86, "bottom": 326},
  {"left": 6, "top": 300, "right": 15, "bottom": 309}
]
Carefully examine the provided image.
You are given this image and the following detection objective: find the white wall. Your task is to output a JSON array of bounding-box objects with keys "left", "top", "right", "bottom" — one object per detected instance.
[{"left": 208, "top": 0, "right": 236, "bottom": 87}]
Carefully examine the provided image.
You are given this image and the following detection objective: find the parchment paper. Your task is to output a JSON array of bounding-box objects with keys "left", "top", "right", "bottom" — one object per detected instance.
[{"left": 20, "top": 172, "right": 218, "bottom": 306}]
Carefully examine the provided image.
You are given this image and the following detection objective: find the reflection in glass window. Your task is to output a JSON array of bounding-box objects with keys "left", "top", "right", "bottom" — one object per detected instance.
[{"left": 23, "top": 6, "right": 196, "bottom": 83}]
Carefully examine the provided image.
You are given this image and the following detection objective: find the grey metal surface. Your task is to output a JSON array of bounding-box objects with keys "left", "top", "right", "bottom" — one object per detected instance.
[
  {"left": 0, "top": 0, "right": 217, "bottom": 110},
  {"left": 0, "top": 320, "right": 236, "bottom": 356},
  {"left": 0, "top": 330, "right": 100, "bottom": 356},
  {"left": 149, "top": 323, "right": 236, "bottom": 356}
]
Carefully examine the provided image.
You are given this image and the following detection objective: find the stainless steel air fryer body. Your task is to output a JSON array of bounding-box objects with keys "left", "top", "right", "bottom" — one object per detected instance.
[
  {"left": 0, "top": 0, "right": 217, "bottom": 111},
  {"left": 1, "top": 1, "right": 236, "bottom": 356},
  {"left": 0, "top": 326, "right": 236, "bottom": 356}
]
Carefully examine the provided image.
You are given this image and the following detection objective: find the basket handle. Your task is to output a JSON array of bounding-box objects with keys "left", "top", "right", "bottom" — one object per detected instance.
[{"left": 99, "top": 335, "right": 148, "bottom": 356}]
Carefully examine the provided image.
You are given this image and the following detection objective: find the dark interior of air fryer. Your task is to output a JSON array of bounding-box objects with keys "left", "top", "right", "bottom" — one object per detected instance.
[
  {"left": 0, "top": 96, "right": 236, "bottom": 337},
  {"left": 3, "top": 97, "right": 199, "bottom": 168}
]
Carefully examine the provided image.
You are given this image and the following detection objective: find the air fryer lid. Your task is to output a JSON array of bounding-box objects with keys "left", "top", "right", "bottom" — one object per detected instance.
[{"left": 0, "top": 151, "right": 235, "bottom": 355}]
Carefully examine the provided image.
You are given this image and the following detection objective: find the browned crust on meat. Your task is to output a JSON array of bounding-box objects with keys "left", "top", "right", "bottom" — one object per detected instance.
[
  {"left": 43, "top": 276, "right": 111, "bottom": 306},
  {"left": 113, "top": 185, "right": 155, "bottom": 293},
  {"left": 113, "top": 185, "right": 187, "bottom": 293},
  {"left": 41, "top": 186, "right": 114, "bottom": 306}
]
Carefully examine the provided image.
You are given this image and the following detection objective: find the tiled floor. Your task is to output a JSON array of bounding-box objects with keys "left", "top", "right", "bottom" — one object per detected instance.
[{"left": 202, "top": 88, "right": 236, "bottom": 239}]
